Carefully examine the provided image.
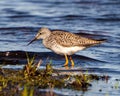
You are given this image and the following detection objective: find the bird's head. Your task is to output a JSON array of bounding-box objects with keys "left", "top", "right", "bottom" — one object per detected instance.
[{"left": 27, "top": 27, "right": 51, "bottom": 45}]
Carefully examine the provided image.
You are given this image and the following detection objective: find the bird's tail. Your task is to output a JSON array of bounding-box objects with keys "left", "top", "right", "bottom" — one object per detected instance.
[
  {"left": 96, "top": 39, "right": 107, "bottom": 44},
  {"left": 84, "top": 39, "right": 106, "bottom": 47}
]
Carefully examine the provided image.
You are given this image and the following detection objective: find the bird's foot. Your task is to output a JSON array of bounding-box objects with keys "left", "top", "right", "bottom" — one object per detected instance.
[
  {"left": 63, "top": 54, "right": 69, "bottom": 67},
  {"left": 63, "top": 63, "right": 68, "bottom": 67},
  {"left": 70, "top": 56, "right": 74, "bottom": 67}
]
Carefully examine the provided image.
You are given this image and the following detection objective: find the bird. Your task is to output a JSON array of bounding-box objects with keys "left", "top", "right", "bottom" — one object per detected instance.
[{"left": 28, "top": 27, "right": 106, "bottom": 67}]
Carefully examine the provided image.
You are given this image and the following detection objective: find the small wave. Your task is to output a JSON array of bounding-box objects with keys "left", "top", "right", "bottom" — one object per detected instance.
[
  {"left": 59, "top": 15, "right": 88, "bottom": 20},
  {"left": 96, "top": 18, "right": 120, "bottom": 22}
]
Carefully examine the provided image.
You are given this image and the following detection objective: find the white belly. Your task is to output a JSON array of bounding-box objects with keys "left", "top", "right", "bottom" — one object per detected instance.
[{"left": 51, "top": 45, "right": 85, "bottom": 55}]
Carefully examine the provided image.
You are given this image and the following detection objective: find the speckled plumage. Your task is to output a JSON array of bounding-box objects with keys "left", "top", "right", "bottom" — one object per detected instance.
[
  {"left": 45, "top": 29, "right": 104, "bottom": 55},
  {"left": 28, "top": 27, "right": 105, "bottom": 55},
  {"left": 47, "top": 30, "right": 103, "bottom": 47},
  {"left": 28, "top": 27, "right": 105, "bottom": 66}
]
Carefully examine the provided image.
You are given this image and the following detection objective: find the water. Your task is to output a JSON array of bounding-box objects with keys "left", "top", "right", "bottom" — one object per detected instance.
[{"left": 0, "top": 0, "right": 120, "bottom": 96}]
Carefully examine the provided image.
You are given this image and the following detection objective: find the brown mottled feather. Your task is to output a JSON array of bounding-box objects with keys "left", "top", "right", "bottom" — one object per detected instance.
[{"left": 51, "top": 30, "right": 105, "bottom": 47}]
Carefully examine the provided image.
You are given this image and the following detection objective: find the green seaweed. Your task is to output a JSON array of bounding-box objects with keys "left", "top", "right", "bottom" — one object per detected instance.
[{"left": 0, "top": 54, "right": 111, "bottom": 96}]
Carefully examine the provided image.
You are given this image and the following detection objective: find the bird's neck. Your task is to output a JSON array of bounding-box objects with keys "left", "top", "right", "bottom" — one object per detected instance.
[{"left": 42, "top": 32, "right": 51, "bottom": 40}]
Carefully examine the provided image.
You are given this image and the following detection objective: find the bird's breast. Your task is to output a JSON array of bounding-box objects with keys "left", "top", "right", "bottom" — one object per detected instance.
[
  {"left": 51, "top": 44, "right": 85, "bottom": 55},
  {"left": 42, "top": 38, "right": 85, "bottom": 55}
]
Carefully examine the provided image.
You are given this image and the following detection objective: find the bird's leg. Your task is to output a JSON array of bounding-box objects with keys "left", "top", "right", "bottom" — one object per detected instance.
[
  {"left": 69, "top": 56, "right": 74, "bottom": 67},
  {"left": 64, "top": 54, "right": 69, "bottom": 66}
]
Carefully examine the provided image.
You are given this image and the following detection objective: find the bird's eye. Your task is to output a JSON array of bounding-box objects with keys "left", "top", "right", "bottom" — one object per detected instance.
[{"left": 39, "top": 33, "right": 42, "bottom": 35}]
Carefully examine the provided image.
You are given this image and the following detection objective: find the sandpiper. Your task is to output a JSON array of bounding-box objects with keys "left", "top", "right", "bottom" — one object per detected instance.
[{"left": 28, "top": 27, "right": 106, "bottom": 67}]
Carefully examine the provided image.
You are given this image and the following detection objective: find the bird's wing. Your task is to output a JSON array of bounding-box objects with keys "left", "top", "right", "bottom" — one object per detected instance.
[{"left": 52, "top": 31, "right": 99, "bottom": 47}]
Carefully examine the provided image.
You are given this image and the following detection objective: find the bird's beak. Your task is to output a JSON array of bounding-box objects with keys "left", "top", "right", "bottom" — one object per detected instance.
[{"left": 27, "top": 37, "right": 37, "bottom": 45}]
